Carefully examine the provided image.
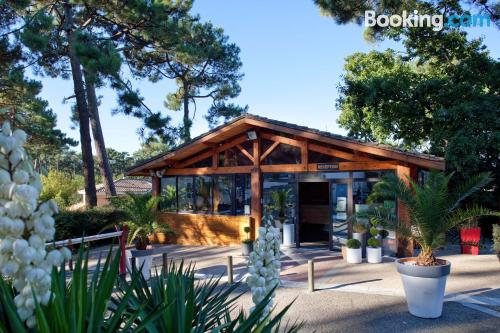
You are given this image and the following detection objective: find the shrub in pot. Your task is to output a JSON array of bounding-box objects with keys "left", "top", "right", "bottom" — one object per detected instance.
[
  {"left": 493, "top": 224, "right": 500, "bottom": 263},
  {"left": 111, "top": 193, "right": 169, "bottom": 279},
  {"left": 376, "top": 171, "right": 498, "bottom": 318},
  {"left": 459, "top": 219, "right": 481, "bottom": 255},
  {"left": 271, "top": 188, "right": 294, "bottom": 245},
  {"left": 367, "top": 228, "right": 382, "bottom": 263},
  {"left": 241, "top": 226, "right": 253, "bottom": 255},
  {"left": 346, "top": 239, "right": 362, "bottom": 264}
]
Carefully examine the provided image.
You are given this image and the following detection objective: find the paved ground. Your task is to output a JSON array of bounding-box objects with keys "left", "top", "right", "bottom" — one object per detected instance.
[{"left": 86, "top": 244, "right": 500, "bottom": 332}]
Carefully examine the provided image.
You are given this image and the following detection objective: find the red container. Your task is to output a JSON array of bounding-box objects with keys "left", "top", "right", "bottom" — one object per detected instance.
[{"left": 460, "top": 227, "right": 481, "bottom": 255}]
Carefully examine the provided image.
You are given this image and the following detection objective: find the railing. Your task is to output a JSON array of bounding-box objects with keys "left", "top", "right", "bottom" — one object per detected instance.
[{"left": 47, "top": 225, "right": 129, "bottom": 276}]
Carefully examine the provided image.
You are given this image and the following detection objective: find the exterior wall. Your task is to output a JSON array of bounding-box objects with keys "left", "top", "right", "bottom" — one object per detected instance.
[{"left": 158, "top": 212, "right": 254, "bottom": 246}]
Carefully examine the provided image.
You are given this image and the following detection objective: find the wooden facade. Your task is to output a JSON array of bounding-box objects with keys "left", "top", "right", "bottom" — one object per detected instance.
[{"left": 127, "top": 114, "right": 445, "bottom": 257}]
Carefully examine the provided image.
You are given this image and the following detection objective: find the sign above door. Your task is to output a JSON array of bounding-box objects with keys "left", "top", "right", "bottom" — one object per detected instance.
[{"left": 316, "top": 163, "right": 340, "bottom": 171}]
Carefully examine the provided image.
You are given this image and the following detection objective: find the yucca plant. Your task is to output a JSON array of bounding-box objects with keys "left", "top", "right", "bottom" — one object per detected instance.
[
  {"left": 111, "top": 193, "right": 168, "bottom": 249},
  {"left": 374, "top": 171, "right": 499, "bottom": 265},
  {"left": 118, "top": 262, "right": 302, "bottom": 332}
]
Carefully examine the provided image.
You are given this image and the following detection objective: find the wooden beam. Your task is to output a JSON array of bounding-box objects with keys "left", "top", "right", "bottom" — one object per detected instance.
[
  {"left": 212, "top": 148, "right": 219, "bottom": 168},
  {"left": 396, "top": 165, "right": 414, "bottom": 258},
  {"left": 261, "top": 132, "right": 302, "bottom": 148},
  {"left": 251, "top": 136, "right": 262, "bottom": 234},
  {"left": 261, "top": 164, "right": 305, "bottom": 173},
  {"left": 307, "top": 161, "right": 398, "bottom": 172},
  {"left": 151, "top": 176, "right": 161, "bottom": 196},
  {"left": 174, "top": 149, "right": 213, "bottom": 168},
  {"left": 309, "top": 143, "right": 374, "bottom": 162},
  {"left": 216, "top": 135, "right": 248, "bottom": 154},
  {"left": 236, "top": 144, "right": 255, "bottom": 163},
  {"left": 300, "top": 139, "right": 308, "bottom": 166},
  {"left": 260, "top": 141, "right": 280, "bottom": 162},
  {"left": 164, "top": 166, "right": 253, "bottom": 176}
]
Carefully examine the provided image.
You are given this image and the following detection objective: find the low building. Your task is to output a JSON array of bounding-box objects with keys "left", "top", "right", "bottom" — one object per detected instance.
[
  {"left": 77, "top": 178, "right": 151, "bottom": 207},
  {"left": 126, "top": 114, "right": 444, "bottom": 256}
]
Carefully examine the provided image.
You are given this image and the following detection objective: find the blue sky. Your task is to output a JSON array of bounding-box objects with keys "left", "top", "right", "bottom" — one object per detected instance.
[{"left": 35, "top": 0, "right": 500, "bottom": 154}]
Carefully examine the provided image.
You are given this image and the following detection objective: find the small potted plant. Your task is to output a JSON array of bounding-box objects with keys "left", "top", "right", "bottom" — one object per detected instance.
[
  {"left": 346, "top": 239, "right": 362, "bottom": 264},
  {"left": 352, "top": 222, "right": 367, "bottom": 257},
  {"left": 493, "top": 224, "right": 500, "bottom": 263},
  {"left": 271, "top": 188, "right": 294, "bottom": 245},
  {"left": 375, "top": 171, "right": 498, "bottom": 318},
  {"left": 241, "top": 226, "right": 253, "bottom": 256},
  {"left": 367, "top": 228, "right": 382, "bottom": 263},
  {"left": 459, "top": 219, "right": 481, "bottom": 255}
]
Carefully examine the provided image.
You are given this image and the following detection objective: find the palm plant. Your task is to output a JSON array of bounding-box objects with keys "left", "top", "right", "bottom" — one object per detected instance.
[
  {"left": 374, "top": 171, "right": 498, "bottom": 266},
  {"left": 111, "top": 193, "right": 168, "bottom": 250},
  {"left": 270, "top": 188, "right": 291, "bottom": 224}
]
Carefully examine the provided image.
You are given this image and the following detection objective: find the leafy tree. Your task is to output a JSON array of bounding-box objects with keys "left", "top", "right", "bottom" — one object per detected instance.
[
  {"left": 132, "top": 140, "right": 170, "bottom": 164},
  {"left": 106, "top": 148, "right": 134, "bottom": 177},
  {"left": 40, "top": 170, "right": 82, "bottom": 208}
]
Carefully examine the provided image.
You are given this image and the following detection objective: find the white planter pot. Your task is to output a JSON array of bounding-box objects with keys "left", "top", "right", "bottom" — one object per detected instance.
[
  {"left": 346, "top": 248, "right": 362, "bottom": 264},
  {"left": 126, "top": 249, "right": 153, "bottom": 280},
  {"left": 396, "top": 258, "right": 451, "bottom": 318},
  {"left": 367, "top": 247, "right": 382, "bottom": 263},
  {"left": 283, "top": 223, "right": 295, "bottom": 246}
]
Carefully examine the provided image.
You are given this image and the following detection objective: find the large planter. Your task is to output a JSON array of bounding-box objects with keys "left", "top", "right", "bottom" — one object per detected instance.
[
  {"left": 459, "top": 227, "right": 481, "bottom": 255},
  {"left": 367, "top": 247, "right": 382, "bottom": 263},
  {"left": 346, "top": 248, "right": 362, "bottom": 264},
  {"left": 126, "top": 249, "right": 153, "bottom": 280},
  {"left": 396, "top": 258, "right": 451, "bottom": 318},
  {"left": 352, "top": 232, "right": 366, "bottom": 258},
  {"left": 283, "top": 223, "right": 295, "bottom": 246},
  {"left": 242, "top": 242, "right": 253, "bottom": 256}
]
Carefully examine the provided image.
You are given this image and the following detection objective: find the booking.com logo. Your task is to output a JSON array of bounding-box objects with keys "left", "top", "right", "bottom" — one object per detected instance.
[{"left": 365, "top": 10, "right": 492, "bottom": 31}]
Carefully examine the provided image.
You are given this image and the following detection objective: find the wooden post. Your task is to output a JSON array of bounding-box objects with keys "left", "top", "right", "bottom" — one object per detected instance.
[
  {"left": 251, "top": 135, "right": 262, "bottom": 235},
  {"left": 162, "top": 253, "right": 168, "bottom": 274},
  {"left": 117, "top": 225, "right": 128, "bottom": 277},
  {"left": 152, "top": 175, "right": 161, "bottom": 197},
  {"left": 227, "top": 255, "right": 233, "bottom": 284},
  {"left": 308, "top": 259, "right": 314, "bottom": 292},
  {"left": 396, "top": 165, "right": 414, "bottom": 257}
]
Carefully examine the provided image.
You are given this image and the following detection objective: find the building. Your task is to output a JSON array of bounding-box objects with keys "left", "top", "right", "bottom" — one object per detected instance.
[
  {"left": 126, "top": 114, "right": 444, "bottom": 256},
  {"left": 76, "top": 178, "right": 151, "bottom": 207}
]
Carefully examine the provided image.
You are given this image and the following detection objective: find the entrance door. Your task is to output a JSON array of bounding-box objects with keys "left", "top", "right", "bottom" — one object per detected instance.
[
  {"left": 330, "top": 183, "right": 349, "bottom": 249},
  {"left": 298, "top": 182, "right": 330, "bottom": 247}
]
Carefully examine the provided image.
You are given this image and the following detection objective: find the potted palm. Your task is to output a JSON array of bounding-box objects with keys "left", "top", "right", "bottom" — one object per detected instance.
[
  {"left": 376, "top": 171, "right": 498, "bottom": 318},
  {"left": 111, "top": 193, "right": 169, "bottom": 279},
  {"left": 346, "top": 239, "right": 362, "bottom": 264},
  {"left": 367, "top": 228, "right": 382, "bottom": 263},
  {"left": 241, "top": 226, "right": 253, "bottom": 255},
  {"left": 271, "top": 188, "right": 293, "bottom": 245}
]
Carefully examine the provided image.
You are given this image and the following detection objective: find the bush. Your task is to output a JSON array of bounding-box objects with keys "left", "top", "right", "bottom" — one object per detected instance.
[
  {"left": 347, "top": 238, "right": 361, "bottom": 249},
  {"left": 368, "top": 237, "right": 381, "bottom": 248},
  {"left": 40, "top": 170, "right": 82, "bottom": 208},
  {"left": 54, "top": 206, "right": 128, "bottom": 241},
  {"left": 370, "top": 227, "right": 379, "bottom": 237},
  {"left": 493, "top": 224, "right": 500, "bottom": 254}
]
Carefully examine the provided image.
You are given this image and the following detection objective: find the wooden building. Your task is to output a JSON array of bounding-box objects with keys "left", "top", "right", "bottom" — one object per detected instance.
[{"left": 126, "top": 114, "right": 445, "bottom": 256}]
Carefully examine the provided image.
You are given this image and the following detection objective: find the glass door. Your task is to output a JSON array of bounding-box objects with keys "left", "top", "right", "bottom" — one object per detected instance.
[{"left": 330, "top": 182, "right": 349, "bottom": 250}]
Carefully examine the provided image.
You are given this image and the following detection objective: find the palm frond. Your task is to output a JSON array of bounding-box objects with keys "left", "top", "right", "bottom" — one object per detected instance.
[
  {"left": 446, "top": 205, "right": 500, "bottom": 230},
  {"left": 447, "top": 172, "right": 493, "bottom": 212}
]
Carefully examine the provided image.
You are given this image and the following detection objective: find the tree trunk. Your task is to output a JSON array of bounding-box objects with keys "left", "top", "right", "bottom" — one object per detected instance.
[
  {"left": 84, "top": 71, "right": 116, "bottom": 197},
  {"left": 182, "top": 90, "right": 191, "bottom": 142},
  {"left": 64, "top": 2, "right": 97, "bottom": 207}
]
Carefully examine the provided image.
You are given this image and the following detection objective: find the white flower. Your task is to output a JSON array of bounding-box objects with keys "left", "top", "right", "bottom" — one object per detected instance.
[
  {"left": 0, "top": 169, "right": 11, "bottom": 184},
  {"left": 46, "top": 250, "right": 63, "bottom": 266},
  {"left": 12, "top": 129, "right": 27, "bottom": 144},
  {"left": 2, "top": 260, "right": 19, "bottom": 275},
  {"left": 13, "top": 170, "right": 29, "bottom": 185}
]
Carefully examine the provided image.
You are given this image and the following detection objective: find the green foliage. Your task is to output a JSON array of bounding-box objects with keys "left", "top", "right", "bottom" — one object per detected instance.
[
  {"left": 374, "top": 171, "right": 499, "bottom": 264},
  {"left": 347, "top": 239, "right": 361, "bottom": 249},
  {"left": 379, "top": 229, "right": 389, "bottom": 239},
  {"left": 493, "top": 225, "right": 500, "bottom": 254},
  {"left": 369, "top": 227, "right": 379, "bottom": 237},
  {"left": 271, "top": 188, "right": 291, "bottom": 221},
  {"left": 54, "top": 206, "right": 128, "bottom": 241},
  {"left": 244, "top": 226, "right": 251, "bottom": 234},
  {"left": 367, "top": 237, "right": 381, "bottom": 248},
  {"left": 1, "top": 248, "right": 301, "bottom": 332},
  {"left": 40, "top": 170, "right": 82, "bottom": 208},
  {"left": 132, "top": 140, "right": 170, "bottom": 165},
  {"left": 110, "top": 193, "right": 167, "bottom": 249}
]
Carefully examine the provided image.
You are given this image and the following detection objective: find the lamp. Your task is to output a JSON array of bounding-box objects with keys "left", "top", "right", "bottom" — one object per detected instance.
[{"left": 246, "top": 130, "right": 257, "bottom": 140}]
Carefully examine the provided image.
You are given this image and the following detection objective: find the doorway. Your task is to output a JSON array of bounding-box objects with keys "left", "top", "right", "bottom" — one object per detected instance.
[{"left": 298, "top": 182, "right": 330, "bottom": 246}]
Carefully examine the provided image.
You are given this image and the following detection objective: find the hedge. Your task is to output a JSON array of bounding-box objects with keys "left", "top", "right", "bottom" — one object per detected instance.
[{"left": 54, "top": 206, "right": 128, "bottom": 242}]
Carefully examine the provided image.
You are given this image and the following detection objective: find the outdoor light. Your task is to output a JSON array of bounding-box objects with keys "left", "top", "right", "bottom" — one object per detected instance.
[{"left": 246, "top": 130, "right": 257, "bottom": 140}]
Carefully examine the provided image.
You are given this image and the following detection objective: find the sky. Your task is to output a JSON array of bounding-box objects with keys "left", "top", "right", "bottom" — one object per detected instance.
[{"left": 35, "top": 0, "right": 500, "bottom": 154}]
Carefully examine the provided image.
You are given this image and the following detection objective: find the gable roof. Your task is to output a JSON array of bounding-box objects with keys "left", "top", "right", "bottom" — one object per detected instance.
[
  {"left": 126, "top": 113, "right": 445, "bottom": 175},
  {"left": 78, "top": 178, "right": 151, "bottom": 195}
]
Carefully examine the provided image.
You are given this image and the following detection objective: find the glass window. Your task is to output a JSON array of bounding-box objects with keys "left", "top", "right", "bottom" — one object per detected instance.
[
  {"left": 178, "top": 176, "right": 194, "bottom": 211},
  {"left": 214, "top": 175, "right": 233, "bottom": 215},
  {"left": 262, "top": 143, "right": 301, "bottom": 165},
  {"left": 263, "top": 176, "right": 296, "bottom": 225},
  {"left": 235, "top": 174, "right": 251, "bottom": 215},
  {"left": 188, "top": 156, "right": 212, "bottom": 168},
  {"left": 194, "top": 176, "right": 212, "bottom": 212},
  {"left": 160, "top": 177, "right": 177, "bottom": 211}
]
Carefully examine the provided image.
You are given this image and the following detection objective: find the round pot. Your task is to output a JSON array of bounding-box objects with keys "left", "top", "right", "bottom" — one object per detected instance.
[
  {"left": 352, "top": 232, "right": 366, "bottom": 258},
  {"left": 283, "top": 223, "right": 295, "bottom": 246},
  {"left": 367, "top": 247, "right": 382, "bottom": 263},
  {"left": 346, "top": 247, "right": 362, "bottom": 264},
  {"left": 396, "top": 258, "right": 451, "bottom": 318},
  {"left": 242, "top": 242, "right": 253, "bottom": 256}
]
